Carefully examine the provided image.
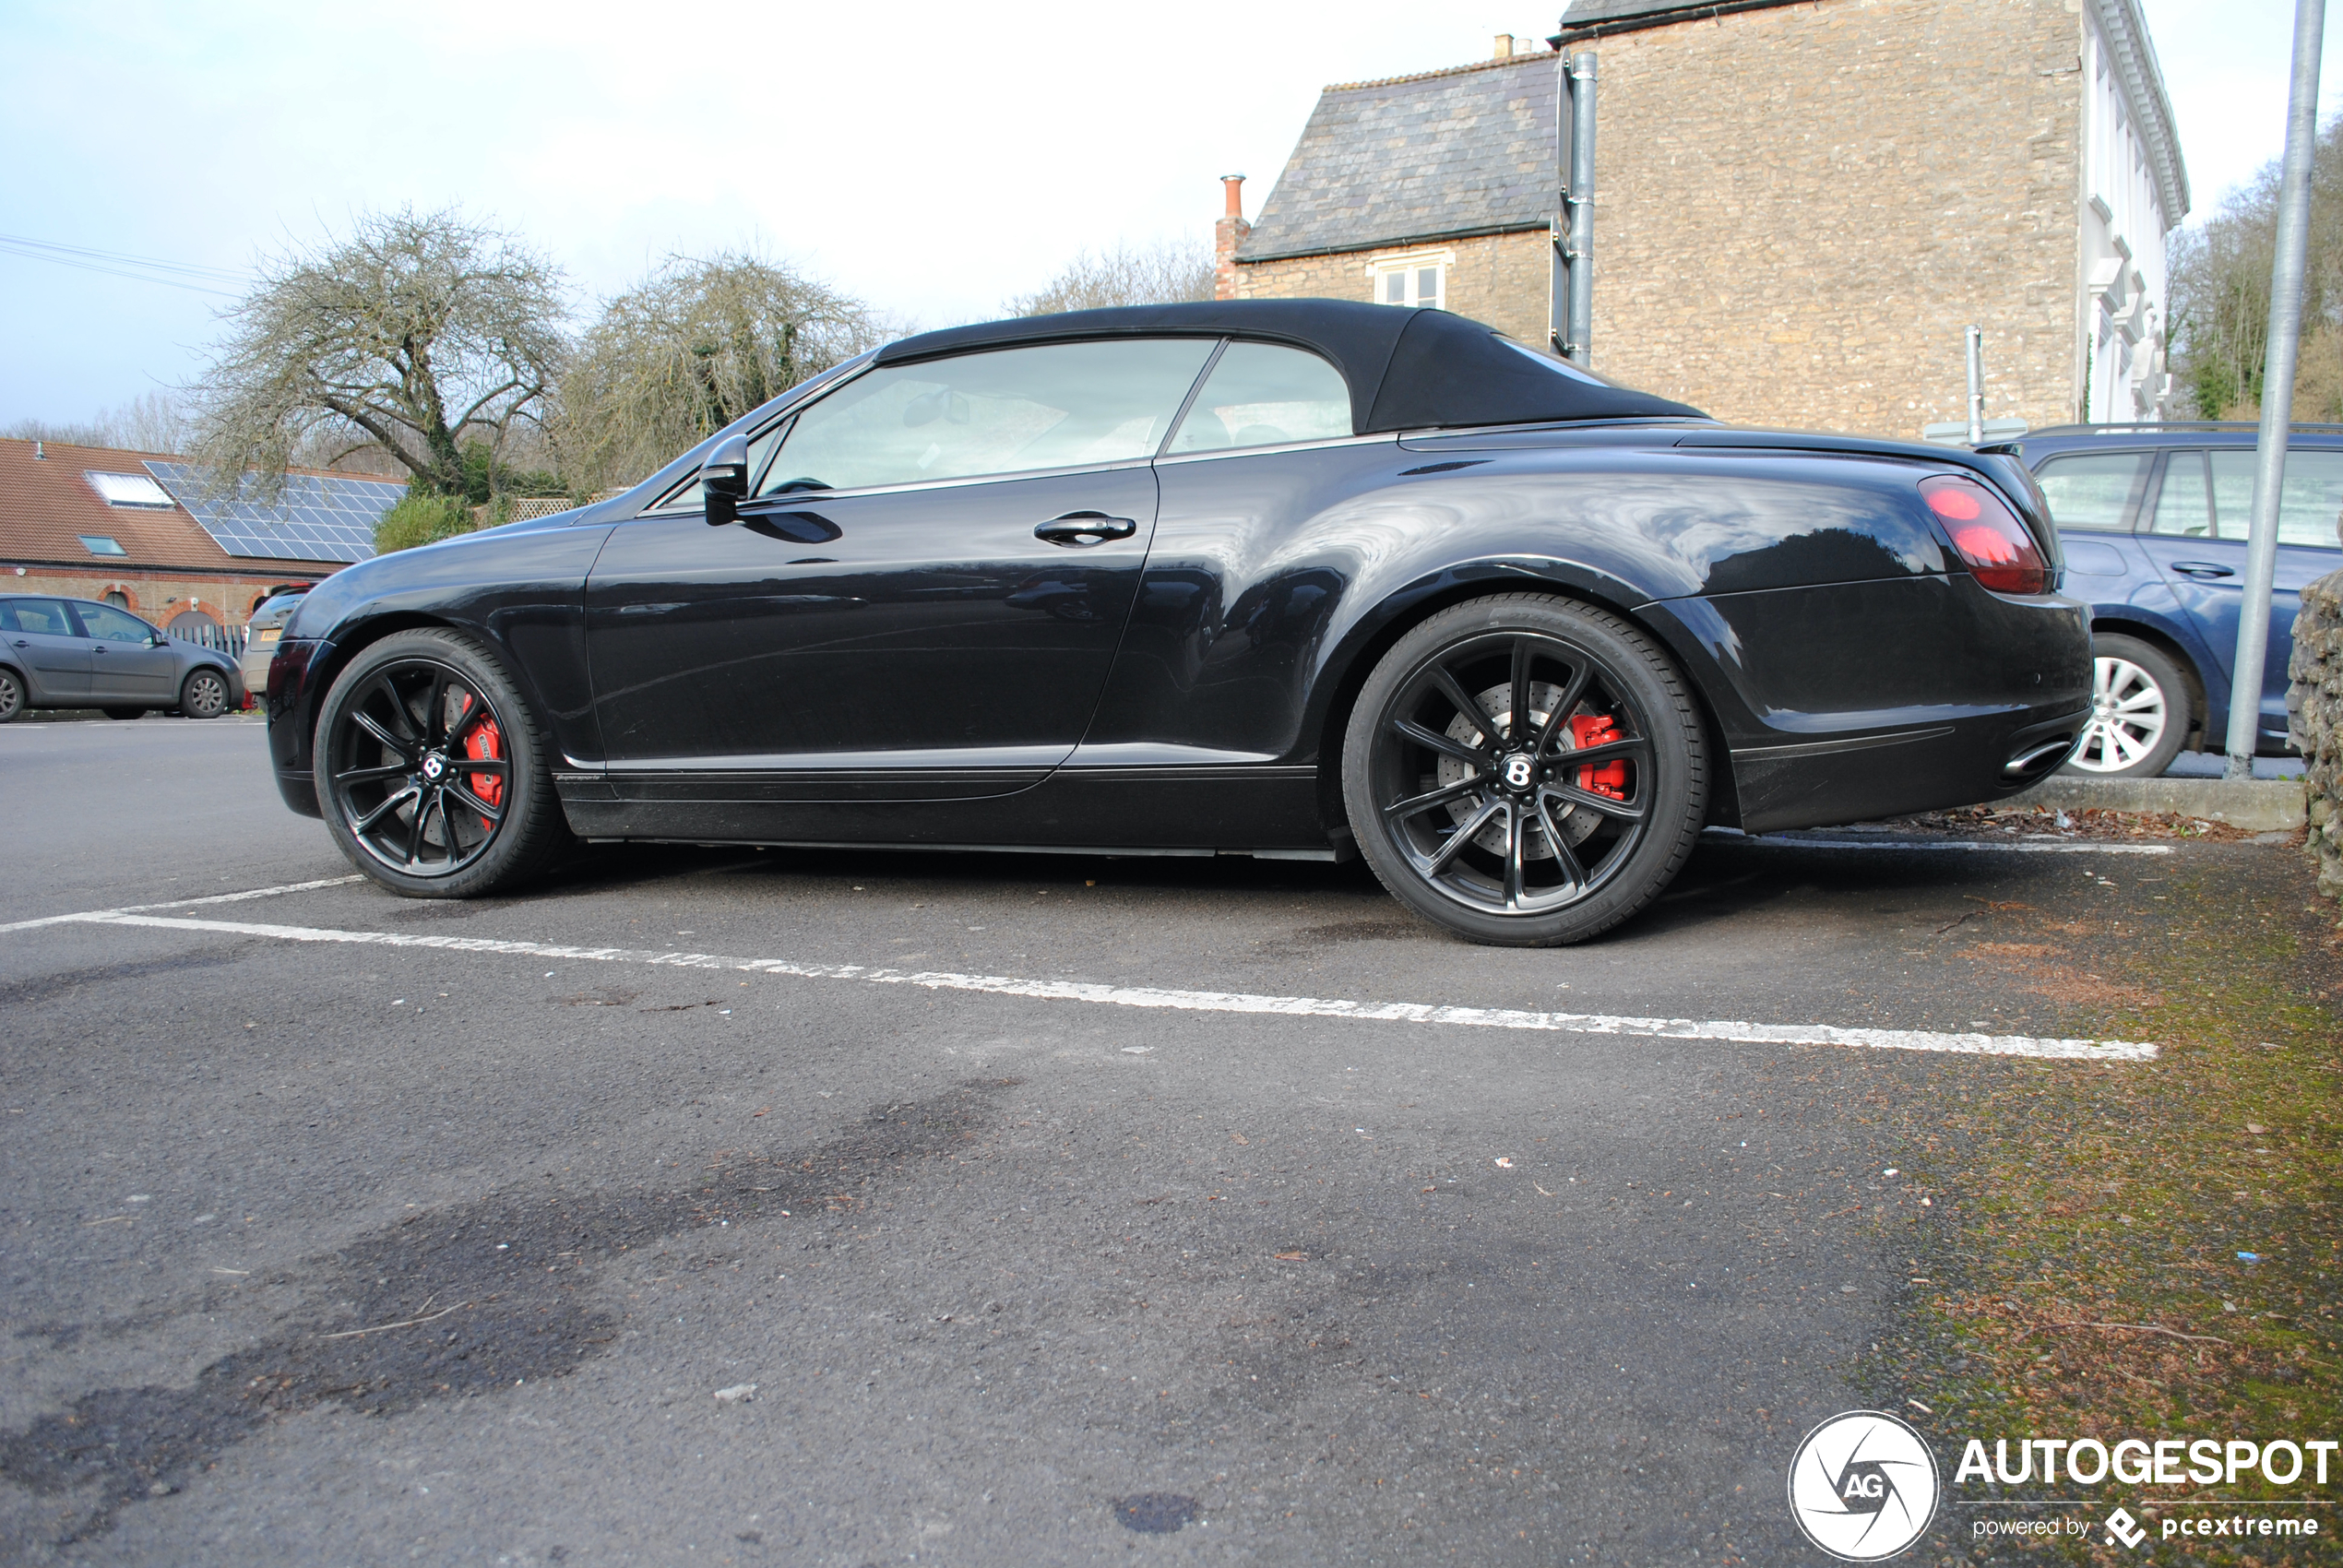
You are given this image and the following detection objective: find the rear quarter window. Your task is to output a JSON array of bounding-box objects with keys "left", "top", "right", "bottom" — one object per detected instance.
[
  {"left": 2032, "top": 452, "right": 2149, "bottom": 531},
  {"left": 2208, "top": 448, "right": 2343, "bottom": 548}
]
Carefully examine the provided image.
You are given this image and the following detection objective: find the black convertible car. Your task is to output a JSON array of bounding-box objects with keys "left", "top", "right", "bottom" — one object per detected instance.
[{"left": 268, "top": 301, "right": 2090, "bottom": 944}]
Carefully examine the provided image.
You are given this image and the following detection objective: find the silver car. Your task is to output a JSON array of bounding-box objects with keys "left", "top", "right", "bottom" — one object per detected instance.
[
  {"left": 0, "top": 594, "right": 244, "bottom": 723},
  {"left": 239, "top": 590, "right": 308, "bottom": 700}
]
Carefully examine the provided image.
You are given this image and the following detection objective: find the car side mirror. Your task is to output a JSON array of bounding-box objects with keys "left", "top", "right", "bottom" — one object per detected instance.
[
  {"left": 150, "top": 633, "right": 166, "bottom": 647},
  {"left": 699, "top": 432, "right": 751, "bottom": 527}
]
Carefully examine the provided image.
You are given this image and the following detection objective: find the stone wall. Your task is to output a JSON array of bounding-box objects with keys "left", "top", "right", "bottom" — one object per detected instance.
[
  {"left": 1232, "top": 0, "right": 2092, "bottom": 439},
  {"left": 1232, "top": 232, "right": 1552, "bottom": 347},
  {"left": 1576, "top": 0, "right": 2087, "bottom": 437},
  {"left": 2290, "top": 568, "right": 2343, "bottom": 901}
]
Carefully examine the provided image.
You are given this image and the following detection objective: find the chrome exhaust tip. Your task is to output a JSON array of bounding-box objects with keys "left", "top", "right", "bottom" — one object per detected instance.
[{"left": 2001, "top": 736, "right": 2075, "bottom": 778}]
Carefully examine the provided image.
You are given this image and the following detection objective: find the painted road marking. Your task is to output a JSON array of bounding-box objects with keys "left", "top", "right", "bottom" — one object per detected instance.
[
  {"left": 0, "top": 875, "right": 367, "bottom": 934},
  {"left": 26, "top": 909, "right": 2159, "bottom": 1063},
  {"left": 1706, "top": 830, "right": 2175, "bottom": 856}
]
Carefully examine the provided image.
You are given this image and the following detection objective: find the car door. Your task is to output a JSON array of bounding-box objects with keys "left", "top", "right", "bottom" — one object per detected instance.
[
  {"left": 0, "top": 598, "right": 91, "bottom": 702},
  {"left": 584, "top": 337, "right": 1218, "bottom": 795},
  {"left": 2137, "top": 446, "right": 2343, "bottom": 750},
  {"left": 71, "top": 601, "right": 179, "bottom": 703}
]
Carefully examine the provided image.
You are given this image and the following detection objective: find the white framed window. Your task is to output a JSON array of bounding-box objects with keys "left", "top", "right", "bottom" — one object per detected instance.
[
  {"left": 84, "top": 470, "right": 175, "bottom": 508},
  {"left": 1366, "top": 250, "right": 1452, "bottom": 311}
]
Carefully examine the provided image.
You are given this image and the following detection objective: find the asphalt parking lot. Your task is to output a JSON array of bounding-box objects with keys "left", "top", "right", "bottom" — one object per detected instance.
[{"left": 0, "top": 717, "right": 2273, "bottom": 1565}]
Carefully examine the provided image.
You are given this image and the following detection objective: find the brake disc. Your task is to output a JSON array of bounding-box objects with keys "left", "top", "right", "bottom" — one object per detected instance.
[{"left": 1433, "top": 681, "right": 1600, "bottom": 859}]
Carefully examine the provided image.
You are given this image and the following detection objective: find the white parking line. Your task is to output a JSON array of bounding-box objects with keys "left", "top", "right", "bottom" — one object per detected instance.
[
  {"left": 0, "top": 875, "right": 366, "bottom": 934},
  {"left": 1706, "top": 830, "right": 2175, "bottom": 856},
  {"left": 32, "top": 909, "right": 2159, "bottom": 1063}
]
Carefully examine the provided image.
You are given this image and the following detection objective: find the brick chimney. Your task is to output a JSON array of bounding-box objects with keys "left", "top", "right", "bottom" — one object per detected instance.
[{"left": 1214, "top": 174, "right": 1249, "bottom": 301}]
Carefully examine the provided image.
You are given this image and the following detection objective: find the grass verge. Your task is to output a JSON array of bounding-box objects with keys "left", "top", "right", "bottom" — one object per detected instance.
[{"left": 1877, "top": 839, "right": 2342, "bottom": 1564}]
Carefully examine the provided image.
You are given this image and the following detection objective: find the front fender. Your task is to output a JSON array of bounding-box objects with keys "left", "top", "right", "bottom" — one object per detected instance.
[{"left": 282, "top": 517, "right": 621, "bottom": 781}]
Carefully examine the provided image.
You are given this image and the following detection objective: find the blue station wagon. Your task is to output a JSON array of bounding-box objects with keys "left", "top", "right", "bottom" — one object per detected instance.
[{"left": 2012, "top": 422, "right": 2342, "bottom": 778}]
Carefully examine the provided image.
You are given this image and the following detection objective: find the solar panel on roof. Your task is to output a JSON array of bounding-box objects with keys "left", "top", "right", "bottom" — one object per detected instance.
[{"left": 144, "top": 460, "right": 405, "bottom": 564}]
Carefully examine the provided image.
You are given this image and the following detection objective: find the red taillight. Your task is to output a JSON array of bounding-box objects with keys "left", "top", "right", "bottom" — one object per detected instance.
[{"left": 1920, "top": 474, "right": 2045, "bottom": 594}]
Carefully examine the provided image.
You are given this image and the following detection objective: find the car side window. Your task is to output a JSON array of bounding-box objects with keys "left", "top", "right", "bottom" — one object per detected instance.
[
  {"left": 2149, "top": 453, "right": 2213, "bottom": 538},
  {"left": 2209, "top": 448, "right": 2343, "bottom": 549},
  {"left": 1167, "top": 341, "right": 1352, "bottom": 454},
  {"left": 76, "top": 603, "right": 157, "bottom": 643},
  {"left": 2033, "top": 452, "right": 2148, "bottom": 531},
  {"left": 760, "top": 339, "right": 1218, "bottom": 494},
  {"left": 0, "top": 599, "right": 76, "bottom": 636}
]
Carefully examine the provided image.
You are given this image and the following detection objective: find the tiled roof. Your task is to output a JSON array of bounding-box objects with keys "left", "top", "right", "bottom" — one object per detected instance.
[
  {"left": 0, "top": 438, "right": 350, "bottom": 576},
  {"left": 1235, "top": 53, "right": 1559, "bottom": 263}
]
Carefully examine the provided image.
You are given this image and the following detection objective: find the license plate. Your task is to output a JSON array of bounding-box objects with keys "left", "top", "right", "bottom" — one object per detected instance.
[{"left": 256, "top": 628, "right": 280, "bottom": 645}]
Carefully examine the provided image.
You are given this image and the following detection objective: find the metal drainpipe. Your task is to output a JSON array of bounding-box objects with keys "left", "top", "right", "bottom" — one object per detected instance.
[
  {"left": 1565, "top": 52, "right": 1598, "bottom": 366},
  {"left": 2225, "top": 0, "right": 2326, "bottom": 779}
]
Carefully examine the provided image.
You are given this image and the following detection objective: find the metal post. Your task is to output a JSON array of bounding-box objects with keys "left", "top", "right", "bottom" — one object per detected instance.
[
  {"left": 1550, "top": 48, "right": 1572, "bottom": 357},
  {"left": 2225, "top": 0, "right": 2325, "bottom": 779},
  {"left": 1965, "top": 326, "right": 1985, "bottom": 445},
  {"left": 1565, "top": 52, "right": 1598, "bottom": 366}
]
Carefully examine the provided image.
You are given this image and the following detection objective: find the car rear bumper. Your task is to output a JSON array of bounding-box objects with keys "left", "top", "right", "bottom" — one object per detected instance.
[
  {"left": 267, "top": 638, "right": 328, "bottom": 818},
  {"left": 1725, "top": 703, "right": 2090, "bottom": 832},
  {"left": 1646, "top": 576, "right": 2094, "bottom": 832}
]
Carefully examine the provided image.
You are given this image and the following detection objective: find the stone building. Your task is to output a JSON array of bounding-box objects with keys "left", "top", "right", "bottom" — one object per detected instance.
[
  {"left": 1217, "top": 0, "right": 2188, "bottom": 439},
  {"left": 0, "top": 438, "right": 378, "bottom": 638}
]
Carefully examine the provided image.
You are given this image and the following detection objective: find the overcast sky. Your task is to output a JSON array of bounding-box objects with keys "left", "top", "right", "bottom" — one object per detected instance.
[{"left": 1, "top": 0, "right": 2335, "bottom": 429}]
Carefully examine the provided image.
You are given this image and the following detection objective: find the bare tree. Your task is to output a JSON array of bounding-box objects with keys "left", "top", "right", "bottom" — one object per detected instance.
[
  {"left": 554, "top": 252, "right": 885, "bottom": 494},
  {"left": 4, "top": 390, "right": 187, "bottom": 452},
  {"left": 2171, "top": 114, "right": 2343, "bottom": 419},
  {"left": 185, "top": 208, "right": 567, "bottom": 498},
  {"left": 1004, "top": 239, "right": 1213, "bottom": 317}
]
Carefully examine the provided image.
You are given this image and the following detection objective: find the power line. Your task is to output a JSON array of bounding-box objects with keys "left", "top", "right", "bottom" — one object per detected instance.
[{"left": 0, "top": 233, "right": 251, "bottom": 298}]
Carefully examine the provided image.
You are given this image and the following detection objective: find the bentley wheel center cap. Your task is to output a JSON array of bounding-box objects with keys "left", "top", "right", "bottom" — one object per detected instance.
[
  {"left": 1499, "top": 752, "right": 1538, "bottom": 791},
  {"left": 422, "top": 753, "right": 446, "bottom": 780}
]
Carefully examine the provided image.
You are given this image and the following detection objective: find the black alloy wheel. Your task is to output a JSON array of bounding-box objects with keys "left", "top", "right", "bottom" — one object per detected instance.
[
  {"left": 0, "top": 668, "right": 22, "bottom": 723},
  {"left": 315, "top": 629, "right": 569, "bottom": 897},
  {"left": 1343, "top": 594, "right": 1707, "bottom": 946},
  {"left": 179, "top": 668, "right": 231, "bottom": 719}
]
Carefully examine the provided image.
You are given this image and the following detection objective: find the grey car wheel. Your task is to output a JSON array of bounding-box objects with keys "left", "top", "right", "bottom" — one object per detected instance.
[
  {"left": 179, "top": 668, "right": 231, "bottom": 719},
  {"left": 0, "top": 667, "right": 22, "bottom": 723},
  {"left": 2062, "top": 634, "right": 2188, "bottom": 779}
]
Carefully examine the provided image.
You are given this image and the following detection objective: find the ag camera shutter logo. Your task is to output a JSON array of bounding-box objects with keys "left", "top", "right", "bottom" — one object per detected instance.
[{"left": 1788, "top": 1410, "right": 1941, "bottom": 1561}]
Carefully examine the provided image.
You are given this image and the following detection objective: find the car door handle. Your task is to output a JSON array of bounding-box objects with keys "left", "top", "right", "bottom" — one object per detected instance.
[
  {"left": 1035, "top": 512, "right": 1137, "bottom": 547},
  {"left": 90, "top": 645, "right": 107, "bottom": 654},
  {"left": 2169, "top": 561, "right": 2236, "bottom": 579}
]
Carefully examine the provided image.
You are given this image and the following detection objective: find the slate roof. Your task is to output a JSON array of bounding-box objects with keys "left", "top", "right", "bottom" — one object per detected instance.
[
  {"left": 0, "top": 438, "right": 350, "bottom": 576},
  {"left": 1553, "top": 0, "right": 1808, "bottom": 41},
  {"left": 1234, "top": 53, "right": 1559, "bottom": 263}
]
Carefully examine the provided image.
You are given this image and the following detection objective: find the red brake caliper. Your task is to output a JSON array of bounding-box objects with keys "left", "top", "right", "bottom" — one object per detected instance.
[
  {"left": 459, "top": 698, "right": 504, "bottom": 830},
  {"left": 1567, "top": 714, "right": 1627, "bottom": 801}
]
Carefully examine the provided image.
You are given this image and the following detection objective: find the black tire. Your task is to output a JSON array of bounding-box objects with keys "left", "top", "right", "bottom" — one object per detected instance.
[
  {"left": 313, "top": 627, "right": 570, "bottom": 898},
  {"left": 1341, "top": 593, "right": 1708, "bottom": 946},
  {"left": 0, "top": 668, "right": 22, "bottom": 724},
  {"left": 104, "top": 707, "right": 145, "bottom": 720},
  {"left": 179, "top": 668, "right": 231, "bottom": 719},
  {"left": 2062, "top": 633, "right": 2189, "bottom": 779}
]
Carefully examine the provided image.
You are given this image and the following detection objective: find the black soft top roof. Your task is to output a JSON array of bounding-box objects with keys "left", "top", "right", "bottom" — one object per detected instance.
[{"left": 877, "top": 299, "right": 1706, "bottom": 433}]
